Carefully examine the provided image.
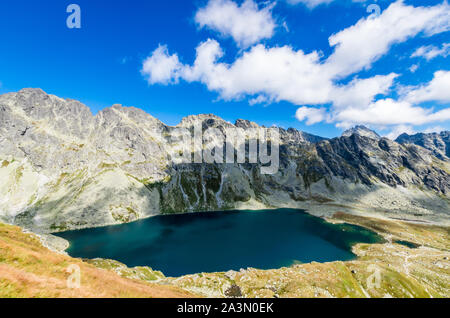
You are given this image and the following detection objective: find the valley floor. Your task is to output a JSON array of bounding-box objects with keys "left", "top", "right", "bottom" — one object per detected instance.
[{"left": 0, "top": 212, "right": 449, "bottom": 298}]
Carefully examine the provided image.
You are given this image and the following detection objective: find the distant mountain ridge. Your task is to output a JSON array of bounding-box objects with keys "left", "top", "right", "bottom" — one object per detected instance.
[
  {"left": 396, "top": 131, "right": 450, "bottom": 161},
  {"left": 0, "top": 88, "right": 449, "bottom": 232}
]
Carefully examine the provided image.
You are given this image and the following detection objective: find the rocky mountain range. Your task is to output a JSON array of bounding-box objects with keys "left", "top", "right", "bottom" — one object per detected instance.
[{"left": 0, "top": 88, "right": 449, "bottom": 233}]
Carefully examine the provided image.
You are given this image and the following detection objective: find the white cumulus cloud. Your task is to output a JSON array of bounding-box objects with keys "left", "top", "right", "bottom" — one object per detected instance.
[
  {"left": 141, "top": 39, "right": 399, "bottom": 109},
  {"left": 141, "top": 45, "right": 183, "bottom": 85},
  {"left": 331, "top": 71, "right": 450, "bottom": 129},
  {"left": 330, "top": 73, "right": 398, "bottom": 109},
  {"left": 409, "top": 64, "right": 419, "bottom": 73},
  {"left": 286, "top": 0, "right": 334, "bottom": 9},
  {"left": 182, "top": 40, "right": 333, "bottom": 104},
  {"left": 333, "top": 98, "right": 450, "bottom": 127},
  {"left": 295, "top": 107, "right": 327, "bottom": 125},
  {"left": 324, "top": 0, "right": 450, "bottom": 77},
  {"left": 411, "top": 43, "right": 450, "bottom": 61},
  {"left": 404, "top": 71, "right": 450, "bottom": 104},
  {"left": 195, "top": 0, "right": 276, "bottom": 48},
  {"left": 385, "top": 125, "right": 416, "bottom": 140}
]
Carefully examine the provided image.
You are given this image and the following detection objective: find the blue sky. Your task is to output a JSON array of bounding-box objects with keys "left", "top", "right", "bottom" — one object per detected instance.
[{"left": 0, "top": 0, "right": 448, "bottom": 138}]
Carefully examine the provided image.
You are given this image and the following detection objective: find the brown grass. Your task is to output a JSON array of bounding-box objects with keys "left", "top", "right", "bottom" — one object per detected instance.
[{"left": 0, "top": 223, "right": 197, "bottom": 298}]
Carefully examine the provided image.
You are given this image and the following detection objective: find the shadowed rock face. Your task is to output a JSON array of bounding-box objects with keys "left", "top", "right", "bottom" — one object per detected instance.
[
  {"left": 396, "top": 131, "right": 450, "bottom": 161},
  {"left": 0, "top": 88, "right": 449, "bottom": 232}
]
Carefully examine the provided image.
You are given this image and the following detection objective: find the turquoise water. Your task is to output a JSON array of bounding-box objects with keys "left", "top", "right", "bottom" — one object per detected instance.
[{"left": 56, "top": 209, "right": 383, "bottom": 277}]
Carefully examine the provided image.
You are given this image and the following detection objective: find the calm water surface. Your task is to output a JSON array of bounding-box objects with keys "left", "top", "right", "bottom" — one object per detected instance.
[{"left": 56, "top": 209, "right": 383, "bottom": 277}]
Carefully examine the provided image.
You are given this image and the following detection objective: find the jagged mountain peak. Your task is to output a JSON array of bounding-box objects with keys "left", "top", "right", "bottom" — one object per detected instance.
[
  {"left": 10, "top": 87, "right": 92, "bottom": 116},
  {"left": 177, "top": 114, "right": 233, "bottom": 129},
  {"left": 96, "top": 103, "right": 162, "bottom": 126},
  {"left": 18, "top": 87, "right": 47, "bottom": 95},
  {"left": 342, "top": 125, "right": 380, "bottom": 139},
  {"left": 396, "top": 131, "right": 450, "bottom": 160},
  {"left": 235, "top": 119, "right": 260, "bottom": 129}
]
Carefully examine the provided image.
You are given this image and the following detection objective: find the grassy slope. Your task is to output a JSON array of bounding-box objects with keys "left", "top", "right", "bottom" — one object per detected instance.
[{"left": 0, "top": 222, "right": 196, "bottom": 298}]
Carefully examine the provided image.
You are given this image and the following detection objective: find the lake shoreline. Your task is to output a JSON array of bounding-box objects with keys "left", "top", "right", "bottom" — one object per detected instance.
[{"left": 55, "top": 208, "right": 384, "bottom": 277}]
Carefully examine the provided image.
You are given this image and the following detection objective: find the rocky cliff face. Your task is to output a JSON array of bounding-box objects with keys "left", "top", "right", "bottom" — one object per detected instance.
[
  {"left": 396, "top": 131, "right": 450, "bottom": 161},
  {"left": 0, "top": 89, "right": 449, "bottom": 232}
]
